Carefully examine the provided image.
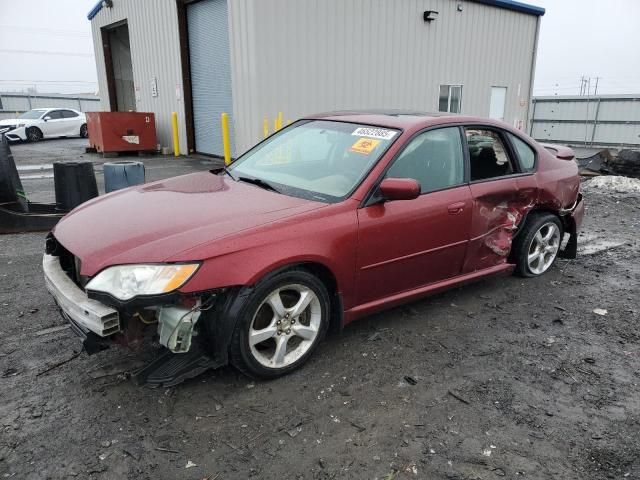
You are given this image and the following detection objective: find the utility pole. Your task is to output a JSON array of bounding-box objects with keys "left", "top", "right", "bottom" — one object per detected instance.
[
  {"left": 579, "top": 76, "right": 585, "bottom": 95},
  {"left": 593, "top": 77, "right": 601, "bottom": 96}
]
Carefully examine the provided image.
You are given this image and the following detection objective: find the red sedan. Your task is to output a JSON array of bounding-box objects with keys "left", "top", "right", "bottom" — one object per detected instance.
[{"left": 43, "top": 112, "right": 584, "bottom": 384}]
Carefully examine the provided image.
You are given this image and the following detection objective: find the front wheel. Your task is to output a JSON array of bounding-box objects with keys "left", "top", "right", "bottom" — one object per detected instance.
[
  {"left": 513, "top": 212, "right": 563, "bottom": 277},
  {"left": 26, "top": 127, "right": 43, "bottom": 142},
  {"left": 229, "top": 269, "right": 330, "bottom": 379}
]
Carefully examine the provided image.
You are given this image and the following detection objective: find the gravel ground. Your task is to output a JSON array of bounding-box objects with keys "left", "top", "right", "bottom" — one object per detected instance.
[{"left": 1, "top": 140, "right": 639, "bottom": 479}]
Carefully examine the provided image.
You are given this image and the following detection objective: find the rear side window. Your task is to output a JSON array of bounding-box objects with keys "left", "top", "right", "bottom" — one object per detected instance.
[
  {"left": 507, "top": 133, "right": 536, "bottom": 172},
  {"left": 46, "top": 110, "right": 63, "bottom": 120},
  {"left": 61, "top": 110, "right": 79, "bottom": 118},
  {"left": 465, "top": 128, "right": 514, "bottom": 181},
  {"left": 385, "top": 127, "right": 464, "bottom": 193}
]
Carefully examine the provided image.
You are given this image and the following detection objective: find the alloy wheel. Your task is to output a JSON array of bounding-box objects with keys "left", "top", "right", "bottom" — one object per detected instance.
[
  {"left": 248, "top": 284, "right": 322, "bottom": 369},
  {"left": 27, "top": 128, "right": 42, "bottom": 142},
  {"left": 527, "top": 222, "right": 561, "bottom": 275}
]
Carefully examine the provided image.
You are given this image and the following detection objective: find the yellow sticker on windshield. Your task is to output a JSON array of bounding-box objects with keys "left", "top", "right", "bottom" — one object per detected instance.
[{"left": 349, "top": 137, "right": 380, "bottom": 155}]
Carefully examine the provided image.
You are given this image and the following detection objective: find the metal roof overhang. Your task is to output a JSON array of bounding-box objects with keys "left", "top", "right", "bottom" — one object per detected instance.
[
  {"left": 87, "top": 0, "right": 103, "bottom": 20},
  {"left": 88, "top": 0, "right": 545, "bottom": 21},
  {"left": 468, "top": 0, "right": 545, "bottom": 16}
]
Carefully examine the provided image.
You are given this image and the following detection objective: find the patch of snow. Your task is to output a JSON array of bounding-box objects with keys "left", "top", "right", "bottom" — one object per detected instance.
[
  {"left": 578, "top": 233, "right": 625, "bottom": 255},
  {"left": 583, "top": 176, "right": 640, "bottom": 194}
]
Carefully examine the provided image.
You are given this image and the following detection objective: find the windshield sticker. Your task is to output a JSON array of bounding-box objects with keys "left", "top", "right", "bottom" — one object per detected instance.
[
  {"left": 349, "top": 137, "right": 380, "bottom": 155},
  {"left": 351, "top": 127, "right": 397, "bottom": 140}
]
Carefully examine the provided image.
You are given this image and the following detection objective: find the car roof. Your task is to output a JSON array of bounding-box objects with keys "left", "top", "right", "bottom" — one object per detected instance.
[
  {"left": 304, "top": 110, "right": 509, "bottom": 131},
  {"left": 35, "top": 107, "right": 78, "bottom": 111}
]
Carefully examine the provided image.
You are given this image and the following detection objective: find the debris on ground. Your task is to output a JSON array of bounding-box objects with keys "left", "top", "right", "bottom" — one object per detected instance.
[
  {"left": 404, "top": 375, "right": 418, "bottom": 385},
  {"left": 577, "top": 149, "right": 614, "bottom": 176},
  {"left": 35, "top": 324, "right": 71, "bottom": 336},
  {"left": 578, "top": 149, "right": 640, "bottom": 178},
  {"left": 608, "top": 149, "right": 640, "bottom": 178},
  {"left": 593, "top": 308, "right": 608, "bottom": 316}
]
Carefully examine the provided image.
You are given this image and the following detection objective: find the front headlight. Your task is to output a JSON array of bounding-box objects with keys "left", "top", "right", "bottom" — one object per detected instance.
[{"left": 86, "top": 264, "right": 200, "bottom": 301}]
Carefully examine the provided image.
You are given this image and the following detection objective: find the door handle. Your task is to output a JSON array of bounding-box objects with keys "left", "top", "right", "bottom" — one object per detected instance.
[{"left": 448, "top": 202, "right": 465, "bottom": 214}]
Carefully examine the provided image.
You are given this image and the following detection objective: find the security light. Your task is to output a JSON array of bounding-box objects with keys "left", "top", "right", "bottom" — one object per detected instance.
[{"left": 423, "top": 10, "right": 439, "bottom": 22}]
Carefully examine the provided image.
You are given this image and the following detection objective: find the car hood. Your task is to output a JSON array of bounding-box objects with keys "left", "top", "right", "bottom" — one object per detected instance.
[
  {"left": 0, "top": 118, "right": 40, "bottom": 127},
  {"left": 0, "top": 118, "right": 23, "bottom": 126},
  {"left": 53, "top": 172, "right": 326, "bottom": 276}
]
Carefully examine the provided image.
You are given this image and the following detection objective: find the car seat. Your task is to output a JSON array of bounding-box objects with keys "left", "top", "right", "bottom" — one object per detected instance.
[{"left": 471, "top": 146, "right": 508, "bottom": 180}]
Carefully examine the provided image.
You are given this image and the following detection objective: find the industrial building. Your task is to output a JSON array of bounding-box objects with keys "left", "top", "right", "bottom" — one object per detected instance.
[{"left": 88, "top": 0, "right": 544, "bottom": 157}]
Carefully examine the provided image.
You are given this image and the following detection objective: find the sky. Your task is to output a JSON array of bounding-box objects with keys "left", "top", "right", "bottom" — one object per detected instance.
[{"left": 0, "top": 0, "right": 639, "bottom": 96}]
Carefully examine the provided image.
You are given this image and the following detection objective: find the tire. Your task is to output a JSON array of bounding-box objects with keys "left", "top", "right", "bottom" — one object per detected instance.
[
  {"left": 513, "top": 212, "right": 563, "bottom": 277},
  {"left": 26, "top": 127, "right": 43, "bottom": 142},
  {"left": 80, "top": 124, "right": 88, "bottom": 138},
  {"left": 229, "top": 268, "right": 330, "bottom": 379}
]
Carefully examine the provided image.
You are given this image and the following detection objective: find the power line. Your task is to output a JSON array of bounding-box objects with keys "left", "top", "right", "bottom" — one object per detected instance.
[
  {"left": 0, "top": 49, "right": 94, "bottom": 58},
  {"left": 0, "top": 80, "right": 98, "bottom": 84},
  {"left": 0, "top": 25, "right": 91, "bottom": 38}
]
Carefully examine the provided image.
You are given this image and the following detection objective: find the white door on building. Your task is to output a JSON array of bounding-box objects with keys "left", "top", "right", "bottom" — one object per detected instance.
[{"left": 489, "top": 87, "right": 507, "bottom": 121}]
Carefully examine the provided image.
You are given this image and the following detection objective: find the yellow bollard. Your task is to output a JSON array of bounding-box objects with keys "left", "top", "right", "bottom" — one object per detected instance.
[
  {"left": 277, "top": 111, "right": 283, "bottom": 131},
  {"left": 263, "top": 117, "right": 269, "bottom": 138},
  {"left": 221, "top": 112, "right": 231, "bottom": 165},
  {"left": 171, "top": 112, "right": 180, "bottom": 157},
  {"left": 273, "top": 117, "right": 278, "bottom": 133}
]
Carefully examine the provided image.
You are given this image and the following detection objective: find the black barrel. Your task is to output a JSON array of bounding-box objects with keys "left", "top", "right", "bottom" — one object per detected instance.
[
  {"left": 53, "top": 161, "right": 99, "bottom": 211},
  {"left": 0, "top": 135, "right": 27, "bottom": 211}
]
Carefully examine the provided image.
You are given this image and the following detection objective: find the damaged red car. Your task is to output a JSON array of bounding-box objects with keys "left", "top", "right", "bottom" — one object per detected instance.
[{"left": 43, "top": 112, "right": 584, "bottom": 385}]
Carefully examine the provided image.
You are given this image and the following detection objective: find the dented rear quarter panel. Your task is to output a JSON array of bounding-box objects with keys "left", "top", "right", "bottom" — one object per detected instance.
[{"left": 462, "top": 135, "right": 581, "bottom": 273}]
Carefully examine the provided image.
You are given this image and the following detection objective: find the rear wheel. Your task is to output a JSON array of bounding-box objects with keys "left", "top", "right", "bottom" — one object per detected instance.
[
  {"left": 229, "top": 269, "right": 330, "bottom": 379},
  {"left": 80, "top": 124, "right": 88, "bottom": 138},
  {"left": 26, "top": 127, "right": 43, "bottom": 142},
  {"left": 513, "top": 212, "right": 563, "bottom": 277}
]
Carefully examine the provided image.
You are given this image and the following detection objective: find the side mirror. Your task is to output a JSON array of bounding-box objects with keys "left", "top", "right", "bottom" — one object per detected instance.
[
  {"left": 43, "top": 116, "right": 51, "bottom": 121},
  {"left": 378, "top": 178, "right": 421, "bottom": 202}
]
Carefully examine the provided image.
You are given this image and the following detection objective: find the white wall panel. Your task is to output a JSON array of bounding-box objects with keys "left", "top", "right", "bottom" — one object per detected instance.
[
  {"left": 229, "top": 0, "right": 539, "bottom": 153},
  {"left": 530, "top": 95, "right": 640, "bottom": 147}
]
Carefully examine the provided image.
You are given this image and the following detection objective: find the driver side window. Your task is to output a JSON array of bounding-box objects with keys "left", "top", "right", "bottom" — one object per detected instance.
[{"left": 385, "top": 127, "right": 464, "bottom": 193}]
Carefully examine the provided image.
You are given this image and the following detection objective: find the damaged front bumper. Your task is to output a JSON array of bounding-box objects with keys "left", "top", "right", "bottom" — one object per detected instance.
[
  {"left": 43, "top": 253, "right": 121, "bottom": 337},
  {"left": 43, "top": 253, "right": 211, "bottom": 356},
  {"left": 43, "top": 252, "right": 230, "bottom": 386}
]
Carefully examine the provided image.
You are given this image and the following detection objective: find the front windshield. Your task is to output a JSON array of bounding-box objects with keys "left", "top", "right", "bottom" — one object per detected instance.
[
  {"left": 229, "top": 120, "right": 400, "bottom": 202},
  {"left": 19, "top": 109, "right": 46, "bottom": 119}
]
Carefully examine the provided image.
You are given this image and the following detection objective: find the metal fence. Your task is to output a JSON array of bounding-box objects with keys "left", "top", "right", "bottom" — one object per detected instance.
[
  {"left": 0, "top": 92, "right": 101, "bottom": 120},
  {"left": 529, "top": 95, "right": 640, "bottom": 148}
]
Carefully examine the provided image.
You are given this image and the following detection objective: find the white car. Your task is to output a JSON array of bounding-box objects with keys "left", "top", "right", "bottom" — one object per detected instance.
[{"left": 0, "top": 108, "right": 87, "bottom": 142}]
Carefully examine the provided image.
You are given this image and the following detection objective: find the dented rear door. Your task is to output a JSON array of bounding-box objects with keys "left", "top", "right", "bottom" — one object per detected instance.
[{"left": 462, "top": 175, "right": 538, "bottom": 272}]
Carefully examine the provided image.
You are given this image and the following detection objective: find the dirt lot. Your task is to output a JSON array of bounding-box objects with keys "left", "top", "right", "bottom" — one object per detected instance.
[{"left": 1, "top": 140, "right": 639, "bottom": 479}]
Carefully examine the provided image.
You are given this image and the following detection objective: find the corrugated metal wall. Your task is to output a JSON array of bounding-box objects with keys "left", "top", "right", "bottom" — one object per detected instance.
[
  {"left": 0, "top": 93, "right": 100, "bottom": 120},
  {"left": 187, "top": 0, "right": 235, "bottom": 156},
  {"left": 90, "top": 0, "right": 187, "bottom": 153},
  {"left": 530, "top": 95, "right": 640, "bottom": 147},
  {"left": 229, "top": 0, "right": 539, "bottom": 154}
]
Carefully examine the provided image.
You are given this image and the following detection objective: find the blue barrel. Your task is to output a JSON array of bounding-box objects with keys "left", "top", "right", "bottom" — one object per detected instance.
[{"left": 103, "top": 161, "right": 145, "bottom": 193}]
